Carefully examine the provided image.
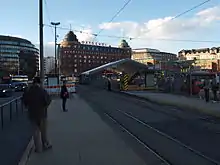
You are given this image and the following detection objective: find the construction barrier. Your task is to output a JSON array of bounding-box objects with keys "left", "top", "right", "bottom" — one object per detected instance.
[
  {"left": 122, "top": 74, "right": 129, "bottom": 91},
  {"left": 44, "top": 83, "right": 76, "bottom": 96}
]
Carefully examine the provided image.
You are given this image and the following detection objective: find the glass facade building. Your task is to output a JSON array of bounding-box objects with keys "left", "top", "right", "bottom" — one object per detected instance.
[{"left": 0, "top": 35, "right": 39, "bottom": 78}]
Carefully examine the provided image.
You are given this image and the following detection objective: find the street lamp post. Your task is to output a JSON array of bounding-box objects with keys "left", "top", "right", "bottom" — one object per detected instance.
[
  {"left": 39, "top": 0, "right": 44, "bottom": 86},
  {"left": 51, "top": 22, "right": 60, "bottom": 76}
]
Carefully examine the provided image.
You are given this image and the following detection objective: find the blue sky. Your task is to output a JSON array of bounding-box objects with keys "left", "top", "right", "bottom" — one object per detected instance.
[{"left": 1, "top": 0, "right": 220, "bottom": 55}]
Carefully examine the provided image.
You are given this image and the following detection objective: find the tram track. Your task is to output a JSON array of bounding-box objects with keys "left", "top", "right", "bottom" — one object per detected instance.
[
  {"left": 79, "top": 86, "right": 220, "bottom": 165},
  {"left": 104, "top": 112, "right": 172, "bottom": 165},
  {"left": 109, "top": 109, "right": 220, "bottom": 165},
  {"left": 85, "top": 96, "right": 219, "bottom": 165},
  {"left": 111, "top": 92, "right": 220, "bottom": 133}
]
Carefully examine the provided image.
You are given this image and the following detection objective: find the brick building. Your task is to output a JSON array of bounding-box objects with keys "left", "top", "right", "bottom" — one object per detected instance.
[{"left": 59, "top": 31, "right": 132, "bottom": 76}]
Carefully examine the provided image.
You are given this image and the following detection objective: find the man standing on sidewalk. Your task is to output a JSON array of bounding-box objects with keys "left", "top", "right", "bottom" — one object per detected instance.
[
  {"left": 60, "top": 81, "right": 69, "bottom": 112},
  {"left": 211, "top": 77, "right": 218, "bottom": 102},
  {"left": 22, "top": 77, "right": 52, "bottom": 153},
  {"left": 203, "top": 77, "right": 210, "bottom": 102}
]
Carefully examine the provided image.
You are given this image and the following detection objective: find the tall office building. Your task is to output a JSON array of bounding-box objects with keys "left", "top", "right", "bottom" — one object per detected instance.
[
  {"left": 0, "top": 35, "right": 39, "bottom": 78},
  {"left": 44, "top": 56, "right": 55, "bottom": 74}
]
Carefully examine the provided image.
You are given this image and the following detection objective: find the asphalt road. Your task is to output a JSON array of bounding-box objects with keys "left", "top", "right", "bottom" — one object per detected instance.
[
  {"left": 78, "top": 85, "right": 220, "bottom": 165},
  {"left": 0, "top": 91, "right": 33, "bottom": 165}
]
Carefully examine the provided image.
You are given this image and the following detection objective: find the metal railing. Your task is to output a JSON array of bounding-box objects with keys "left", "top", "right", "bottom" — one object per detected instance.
[{"left": 0, "top": 96, "right": 25, "bottom": 129}]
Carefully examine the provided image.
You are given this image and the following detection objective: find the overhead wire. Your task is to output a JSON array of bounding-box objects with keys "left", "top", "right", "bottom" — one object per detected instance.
[
  {"left": 93, "top": 0, "right": 132, "bottom": 40},
  {"left": 91, "top": 0, "right": 212, "bottom": 41},
  {"left": 44, "top": 0, "right": 54, "bottom": 34},
  {"left": 43, "top": 0, "right": 216, "bottom": 44},
  {"left": 44, "top": 24, "right": 220, "bottom": 43},
  {"left": 135, "top": 0, "right": 212, "bottom": 38}
]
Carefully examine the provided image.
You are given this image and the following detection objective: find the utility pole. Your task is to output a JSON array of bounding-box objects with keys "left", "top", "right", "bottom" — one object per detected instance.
[
  {"left": 51, "top": 22, "right": 60, "bottom": 76},
  {"left": 39, "top": 0, "right": 44, "bottom": 86},
  {"left": 57, "top": 43, "right": 61, "bottom": 83}
]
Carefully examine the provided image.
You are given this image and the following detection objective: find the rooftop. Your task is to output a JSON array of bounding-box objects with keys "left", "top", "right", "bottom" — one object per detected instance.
[{"left": 0, "top": 35, "right": 32, "bottom": 44}]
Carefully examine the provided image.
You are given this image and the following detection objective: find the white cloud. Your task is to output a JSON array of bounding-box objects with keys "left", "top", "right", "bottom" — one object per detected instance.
[
  {"left": 34, "top": 42, "right": 55, "bottom": 57},
  {"left": 13, "top": 35, "right": 23, "bottom": 38},
  {"left": 75, "top": 29, "right": 95, "bottom": 42},
  {"left": 3, "top": 34, "right": 24, "bottom": 38},
  {"left": 47, "top": 41, "right": 55, "bottom": 45},
  {"left": 196, "top": 6, "right": 220, "bottom": 22},
  {"left": 99, "top": 5, "right": 220, "bottom": 52},
  {"left": 63, "top": 20, "right": 95, "bottom": 42}
]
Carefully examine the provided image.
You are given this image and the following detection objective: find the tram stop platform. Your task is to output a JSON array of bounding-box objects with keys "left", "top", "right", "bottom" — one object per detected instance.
[
  {"left": 123, "top": 91, "right": 220, "bottom": 118},
  {"left": 21, "top": 94, "right": 145, "bottom": 165}
]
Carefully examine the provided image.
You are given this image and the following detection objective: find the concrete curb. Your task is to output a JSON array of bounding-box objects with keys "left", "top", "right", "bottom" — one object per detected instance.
[
  {"left": 116, "top": 91, "right": 220, "bottom": 118},
  {"left": 18, "top": 137, "right": 34, "bottom": 165}
]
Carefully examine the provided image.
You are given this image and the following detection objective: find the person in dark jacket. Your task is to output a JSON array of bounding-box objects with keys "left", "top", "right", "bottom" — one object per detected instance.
[
  {"left": 60, "top": 81, "right": 69, "bottom": 112},
  {"left": 107, "top": 79, "right": 111, "bottom": 91},
  {"left": 22, "top": 77, "right": 52, "bottom": 153}
]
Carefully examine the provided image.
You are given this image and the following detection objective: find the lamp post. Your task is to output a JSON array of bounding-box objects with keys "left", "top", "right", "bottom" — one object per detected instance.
[
  {"left": 39, "top": 0, "right": 44, "bottom": 86},
  {"left": 50, "top": 22, "right": 60, "bottom": 76}
]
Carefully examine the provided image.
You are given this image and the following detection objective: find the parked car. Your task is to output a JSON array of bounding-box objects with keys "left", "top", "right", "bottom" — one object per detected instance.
[
  {"left": 13, "top": 82, "right": 28, "bottom": 92},
  {"left": 0, "top": 84, "right": 13, "bottom": 97}
]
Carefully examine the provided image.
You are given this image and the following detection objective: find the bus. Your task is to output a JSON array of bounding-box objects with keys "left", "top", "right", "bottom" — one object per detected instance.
[
  {"left": 11, "top": 75, "right": 28, "bottom": 83},
  {"left": 10, "top": 75, "right": 28, "bottom": 91}
]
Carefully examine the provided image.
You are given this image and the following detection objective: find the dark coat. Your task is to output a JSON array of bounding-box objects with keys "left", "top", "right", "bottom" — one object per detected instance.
[
  {"left": 22, "top": 85, "right": 51, "bottom": 122},
  {"left": 60, "top": 85, "right": 69, "bottom": 99}
]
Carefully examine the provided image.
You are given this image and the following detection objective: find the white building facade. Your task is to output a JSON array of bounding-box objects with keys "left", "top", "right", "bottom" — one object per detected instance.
[
  {"left": 44, "top": 56, "right": 55, "bottom": 74},
  {"left": 178, "top": 47, "right": 220, "bottom": 71}
]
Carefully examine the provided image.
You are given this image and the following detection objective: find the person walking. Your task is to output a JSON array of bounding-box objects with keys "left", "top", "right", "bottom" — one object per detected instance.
[
  {"left": 22, "top": 77, "right": 52, "bottom": 153},
  {"left": 203, "top": 77, "right": 210, "bottom": 102},
  {"left": 60, "top": 81, "right": 69, "bottom": 112},
  {"left": 211, "top": 77, "right": 218, "bottom": 102},
  {"left": 107, "top": 79, "right": 111, "bottom": 91}
]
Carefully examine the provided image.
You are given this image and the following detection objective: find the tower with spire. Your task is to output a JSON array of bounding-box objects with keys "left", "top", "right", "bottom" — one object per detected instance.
[{"left": 119, "top": 39, "right": 130, "bottom": 48}]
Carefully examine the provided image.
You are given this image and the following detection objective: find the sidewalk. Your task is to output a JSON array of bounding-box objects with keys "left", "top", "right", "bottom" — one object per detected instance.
[
  {"left": 124, "top": 91, "right": 220, "bottom": 118},
  {"left": 26, "top": 94, "right": 145, "bottom": 165}
]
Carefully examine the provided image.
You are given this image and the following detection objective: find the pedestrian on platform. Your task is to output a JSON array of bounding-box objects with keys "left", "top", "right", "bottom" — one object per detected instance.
[
  {"left": 203, "top": 77, "right": 210, "bottom": 102},
  {"left": 60, "top": 81, "right": 69, "bottom": 112},
  {"left": 107, "top": 79, "right": 111, "bottom": 91},
  {"left": 211, "top": 77, "right": 218, "bottom": 102},
  {"left": 22, "top": 77, "right": 52, "bottom": 153}
]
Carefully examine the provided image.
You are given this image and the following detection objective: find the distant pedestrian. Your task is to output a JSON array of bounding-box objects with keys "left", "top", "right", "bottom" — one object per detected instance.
[
  {"left": 60, "top": 81, "right": 69, "bottom": 112},
  {"left": 211, "top": 77, "right": 218, "bottom": 102},
  {"left": 107, "top": 79, "right": 111, "bottom": 91},
  {"left": 203, "top": 77, "right": 210, "bottom": 102},
  {"left": 22, "top": 77, "right": 52, "bottom": 153}
]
